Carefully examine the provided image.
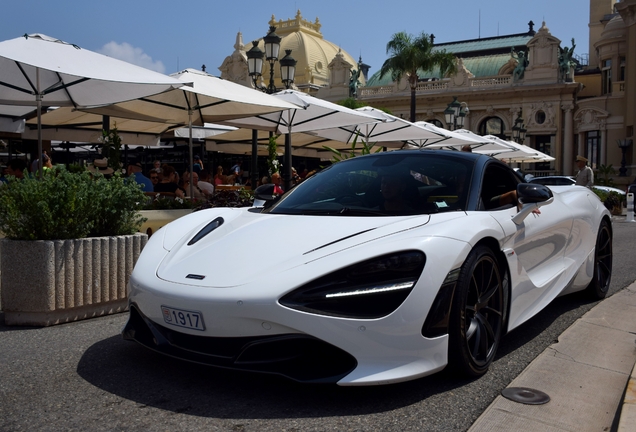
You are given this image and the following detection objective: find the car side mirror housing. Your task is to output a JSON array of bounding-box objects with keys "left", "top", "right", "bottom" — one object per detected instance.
[
  {"left": 512, "top": 183, "right": 554, "bottom": 225},
  {"left": 517, "top": 183, "right": 553, "bottom": 204},
  {"left": 253, "top": 184, "right": 282, "bottom": 208}
]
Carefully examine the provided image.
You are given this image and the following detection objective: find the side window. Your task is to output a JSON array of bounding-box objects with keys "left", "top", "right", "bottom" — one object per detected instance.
[{"left": 479, "top": 164, "right": 520, "bottom": 211}]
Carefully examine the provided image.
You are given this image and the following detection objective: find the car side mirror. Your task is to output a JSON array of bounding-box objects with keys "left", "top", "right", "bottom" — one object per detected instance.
[
  {"left": 517, "top": 183, "right": 553, "bottom": 204},
  {"left": 253, "top": 184, "right": 282, "bottom": 208},
  {"left": 512, "top": 183, "right": 554, "bottom": 225}
]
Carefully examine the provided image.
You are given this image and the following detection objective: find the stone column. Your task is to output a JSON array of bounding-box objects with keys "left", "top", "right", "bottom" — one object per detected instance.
[
  {"left": 578, "top": 132, "right": 586, "bottom": 161},
  {"left": 562, "top": 104, "right": 574, "bottom": 175},
  {"left": 600, "top": 120, "right": 607, "bottom": 166}
]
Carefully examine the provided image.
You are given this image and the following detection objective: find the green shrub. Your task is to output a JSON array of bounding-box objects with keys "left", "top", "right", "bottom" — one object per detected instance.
[
  {"left": 0, "top": 168, "right": 146, "bottom": 240},
  {"left": 592, "top": 188, "right": 622, "bottom": 212},
  {"left": 142, "top": 194, "right": 202, "bottom": 210},
  {"left": 194, "top": 189, "right": 253, "bottom": 210}
]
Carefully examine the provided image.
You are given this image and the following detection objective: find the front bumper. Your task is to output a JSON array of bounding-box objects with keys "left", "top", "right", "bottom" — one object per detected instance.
[{"left": 123, "top": 304, "right": 357, "bottom": 384}]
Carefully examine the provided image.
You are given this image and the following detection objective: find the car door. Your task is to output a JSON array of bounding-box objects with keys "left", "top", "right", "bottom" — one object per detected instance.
[{"left": 479, "top": 162, "right": 572, "bottom": 330}]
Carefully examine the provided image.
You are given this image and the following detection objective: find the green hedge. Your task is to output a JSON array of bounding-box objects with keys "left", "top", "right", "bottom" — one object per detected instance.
[{"left": 0, "top": 168, "right": 146, "bottom": 240}]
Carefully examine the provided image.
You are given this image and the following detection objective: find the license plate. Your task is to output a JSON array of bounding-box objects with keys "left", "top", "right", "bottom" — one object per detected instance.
[{"left": 161, "top": 306, "right": 205, "bottom": 331}]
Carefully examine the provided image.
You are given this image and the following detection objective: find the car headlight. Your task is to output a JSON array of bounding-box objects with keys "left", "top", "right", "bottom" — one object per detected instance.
[{"left": 279, "top": 251, "right": 425, "bottom": 319}]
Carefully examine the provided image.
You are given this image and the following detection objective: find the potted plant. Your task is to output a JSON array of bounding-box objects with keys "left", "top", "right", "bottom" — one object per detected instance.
[{"left": 0, "top": 167, "right": 148, "bottom": 326}]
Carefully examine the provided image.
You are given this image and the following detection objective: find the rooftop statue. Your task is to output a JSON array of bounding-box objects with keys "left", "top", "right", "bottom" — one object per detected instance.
[
  {"left": 559, "top": 38, "right": 576, "bottom": 82},
  {"left": 511, "top": 48, "right": 528, "bottom": 82},
  {"left": 349, "top": 67, "right": 361, "bottom": 97}
]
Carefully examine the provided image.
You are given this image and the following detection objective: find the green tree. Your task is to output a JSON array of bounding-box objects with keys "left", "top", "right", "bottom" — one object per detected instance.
[{"left": 380, "top": 32, "right": 457, "bottom": 122}]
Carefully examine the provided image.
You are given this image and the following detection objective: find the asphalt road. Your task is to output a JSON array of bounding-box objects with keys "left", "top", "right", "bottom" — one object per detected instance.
[{"left": 1, "top": 218, "right": 635, "bottom": 432}]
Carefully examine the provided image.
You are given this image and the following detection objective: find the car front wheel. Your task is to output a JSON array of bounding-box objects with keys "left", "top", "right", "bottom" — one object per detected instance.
[{"left": 448, "top": 246, "right": 505, "bottom": 377}]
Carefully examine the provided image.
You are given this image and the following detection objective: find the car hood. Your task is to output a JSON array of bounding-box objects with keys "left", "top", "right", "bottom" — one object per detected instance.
[{"left": 156, "top": 208, "right": 436, "bottom": 288}]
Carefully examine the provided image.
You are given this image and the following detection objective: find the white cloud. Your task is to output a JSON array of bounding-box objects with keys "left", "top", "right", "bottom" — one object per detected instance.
[{"left": 98, "top": 41, "right": 165, "bottom": 73}]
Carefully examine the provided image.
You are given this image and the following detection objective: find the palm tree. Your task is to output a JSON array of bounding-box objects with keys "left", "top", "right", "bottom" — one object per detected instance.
[{"left": 380, "top": 32, "right": 457, "bottom": 122}]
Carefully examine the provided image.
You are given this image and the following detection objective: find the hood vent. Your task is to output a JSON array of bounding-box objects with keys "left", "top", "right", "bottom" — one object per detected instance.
[{"left": 188, "top": 217, "right": 224, "bottom": 246}]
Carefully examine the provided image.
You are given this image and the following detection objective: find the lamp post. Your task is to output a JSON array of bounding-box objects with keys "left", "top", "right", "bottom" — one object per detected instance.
[
  {"left": 246, "top": 27, "right": 297, "bottom": 191},
  {"left": 512, "top": 113, "right": 527, "bottom": 144},
  {"left": 617, "top": 139, "right": 632, "bottom": 176},
  {"left": 444, "top": 96, "right": 469, "bottom": 131},
  {"left": 247, "top": 26, "right": 296, "bottom": 94}
]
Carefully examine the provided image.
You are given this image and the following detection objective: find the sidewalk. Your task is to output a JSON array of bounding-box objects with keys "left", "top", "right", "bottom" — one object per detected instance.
[{"left": 469, "top": 280, "right": 636, "bottom": 431}]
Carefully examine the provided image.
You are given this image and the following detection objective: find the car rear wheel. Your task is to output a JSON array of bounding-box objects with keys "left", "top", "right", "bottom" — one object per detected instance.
[
  {"left": 586, "top": 219, "right": 612, "bottom": 299},
  {"left": 448, "top": 246, "right": 505, "bottom": 377}
]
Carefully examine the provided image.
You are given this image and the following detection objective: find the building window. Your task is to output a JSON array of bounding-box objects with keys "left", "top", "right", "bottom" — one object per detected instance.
[
  {"left": 478, "top": 117, "right": 504, "bottom": 138},
  {"left": 586, "top": 130, "right": 600, "bottom": 169},
  {"left": 601, "top": 59, "right": 611, "bottom": 95},
  {"left": 534, "top": 135, "right": 552, "bottom": 171},
  {"left": 619, "top": 57, "right": 625, "bottom": 82},
  {"left": 535, "top": 111, "right": 546, "bottom": 125}
]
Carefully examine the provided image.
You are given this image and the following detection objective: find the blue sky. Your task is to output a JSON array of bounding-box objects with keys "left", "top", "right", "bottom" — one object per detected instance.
[{"left": 2, "top": 1, "right": 592, "bottom": 77}]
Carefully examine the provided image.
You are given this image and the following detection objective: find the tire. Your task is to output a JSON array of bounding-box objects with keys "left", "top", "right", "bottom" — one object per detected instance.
[
  {"left": 586, "top": 219, "right": 612, "bottom": 299},
  {"left": 448, "top": 246, "right": 505, "bottom": 377}
]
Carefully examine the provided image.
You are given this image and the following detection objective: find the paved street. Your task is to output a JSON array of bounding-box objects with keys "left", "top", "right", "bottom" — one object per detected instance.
[{"left": 1, "top": 217, "right": 635, "bottom": 432}]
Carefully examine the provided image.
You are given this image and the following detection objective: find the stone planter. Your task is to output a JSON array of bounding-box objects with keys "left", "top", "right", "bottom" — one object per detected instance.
[
  {"left": 139, "top": 209, "right": 193, "bottom": 237},
  {"left": 1, "top": 233, "right": 147, "bottom": 326}
]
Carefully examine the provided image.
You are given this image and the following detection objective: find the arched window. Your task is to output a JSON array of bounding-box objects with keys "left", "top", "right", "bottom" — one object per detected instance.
[
  {"left": 427, "top": 119, "right": 443, "bottom": 128},
  {"left": 479, "top": 117, "right": 505, "bottom": 138}
]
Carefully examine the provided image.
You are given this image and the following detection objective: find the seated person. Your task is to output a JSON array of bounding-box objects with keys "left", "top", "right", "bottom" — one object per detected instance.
[
  {"left": 126, "top": 159, "right": 153, "bottom": 192},
  {"left": 378, "top": 173, "right": 413, "bottom": 213},
  {"left": 182, "top": 171, "right": 207, "bottom": 200},
  {"left": 154, "top": 164, "right": 184, "bottom": 199},
  {"left": 3, "top": 159, "right": 28, "bottom": 181},
  {"left": 271, "top": 172, "right": 284, "bottom": 195},
  {"left": 197, "top": 169, "right": 215, "bottom": 195}
]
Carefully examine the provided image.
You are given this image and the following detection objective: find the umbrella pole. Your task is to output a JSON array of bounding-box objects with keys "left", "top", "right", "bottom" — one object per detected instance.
[
  {"left": 251, "top": 129, "right": 258, "bottom": 189},
  {"left": 285, "top": 125, "right": 292, "bottom": 192},
  {"left": 188, "top": 110, "right": 194, "bottom": 199},
  {"left": 36, "top": 68, "right": 43, "bottom": 178}
]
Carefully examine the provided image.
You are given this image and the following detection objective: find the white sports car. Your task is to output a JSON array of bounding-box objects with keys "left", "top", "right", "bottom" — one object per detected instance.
[{"left": 123, "top": 150, "right": 613, "bottom": 386}]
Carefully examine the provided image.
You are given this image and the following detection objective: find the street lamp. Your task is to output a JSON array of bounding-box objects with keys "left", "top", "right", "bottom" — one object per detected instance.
[
  {"left": 444, "top": 96, "right": 469, "bottom": 131},
  {"left": 617, "top": 139, "right": 632, "bottom": 176},
  {"left": 512, "top": 114, "right": 527, "bottom": 144},
  {"left": 246, "top": 26, "right": 297, "bottom": 94},
  {"left": 246, "top": 27, "right": 297, "bottom": 191}
]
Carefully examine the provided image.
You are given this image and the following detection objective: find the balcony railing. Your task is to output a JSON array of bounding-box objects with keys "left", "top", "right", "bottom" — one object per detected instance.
[{"left": 359, "top": 75, "right": 513, "bottom": 99}]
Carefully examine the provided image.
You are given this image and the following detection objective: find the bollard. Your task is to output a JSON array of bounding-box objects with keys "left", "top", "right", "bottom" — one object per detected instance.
[{"left": 627, "top": 193, "right": 635, "bottom": 222}]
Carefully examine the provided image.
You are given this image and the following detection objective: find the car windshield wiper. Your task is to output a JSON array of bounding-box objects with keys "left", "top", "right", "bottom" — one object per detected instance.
[{"left": 339, "top": 207, "right": 386, "bottom": 216}]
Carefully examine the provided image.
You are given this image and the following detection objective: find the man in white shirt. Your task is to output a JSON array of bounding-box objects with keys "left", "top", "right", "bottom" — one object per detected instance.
[{"left": 197, "top": 169, "right": 215, "bottom": 196}]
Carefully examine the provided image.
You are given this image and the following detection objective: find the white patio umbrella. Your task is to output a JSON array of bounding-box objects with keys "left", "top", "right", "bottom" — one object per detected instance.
[
  {"left": 210, "top": 126, "right": 354, "bottom": 152},
  {"left": 220, "top": 89, "right": 385, "bottom": 190},
  {"left": 306, "top": 106, "right": 453, "bottom": 150},
  {"left": 0, "top": 34, "right": 187, "bottom": 173},
  {"left": 481, "top": 135, "right": 555, "bottom": 163},
  {"left": 23, "top": 106, "right": 178, "bottom": 145},
  {"left": 415, "top": 126, "right": 515, "bottom": 154},
  {"left": 405, "top": 122, "right": 482, "bottom": 148},
  {"left": 82, "top": 69, "right": 301, "bottom": 196}
]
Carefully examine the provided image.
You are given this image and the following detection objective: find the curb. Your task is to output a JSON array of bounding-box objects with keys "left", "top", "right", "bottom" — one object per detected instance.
[
  {"left": 618, "top": 361, "right": 636, "bottom": 431},
  {"left": 469, "top": 282, "right": 636, "bottom": 431}
]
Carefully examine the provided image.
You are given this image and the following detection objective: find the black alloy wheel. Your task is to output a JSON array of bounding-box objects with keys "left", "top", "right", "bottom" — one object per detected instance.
[
  {"left": 586, "top": 219, "right": 612, "bottom": 299},
  {"left": 449, "top": 246, "right": 505, "bottom": 377}
]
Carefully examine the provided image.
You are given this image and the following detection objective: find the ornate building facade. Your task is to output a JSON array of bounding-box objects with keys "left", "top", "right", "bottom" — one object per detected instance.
[
  {"left": 220, "top": 2, "right": 635, "bottom": 184},
  {"left": 219, "top": 10, "right": 366, "bottom": 99}
]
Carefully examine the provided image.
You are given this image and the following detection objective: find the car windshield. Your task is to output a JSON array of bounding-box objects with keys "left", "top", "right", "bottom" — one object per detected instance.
[{"left": 266, "top": 152, "right": 474, "bottom": 216}]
